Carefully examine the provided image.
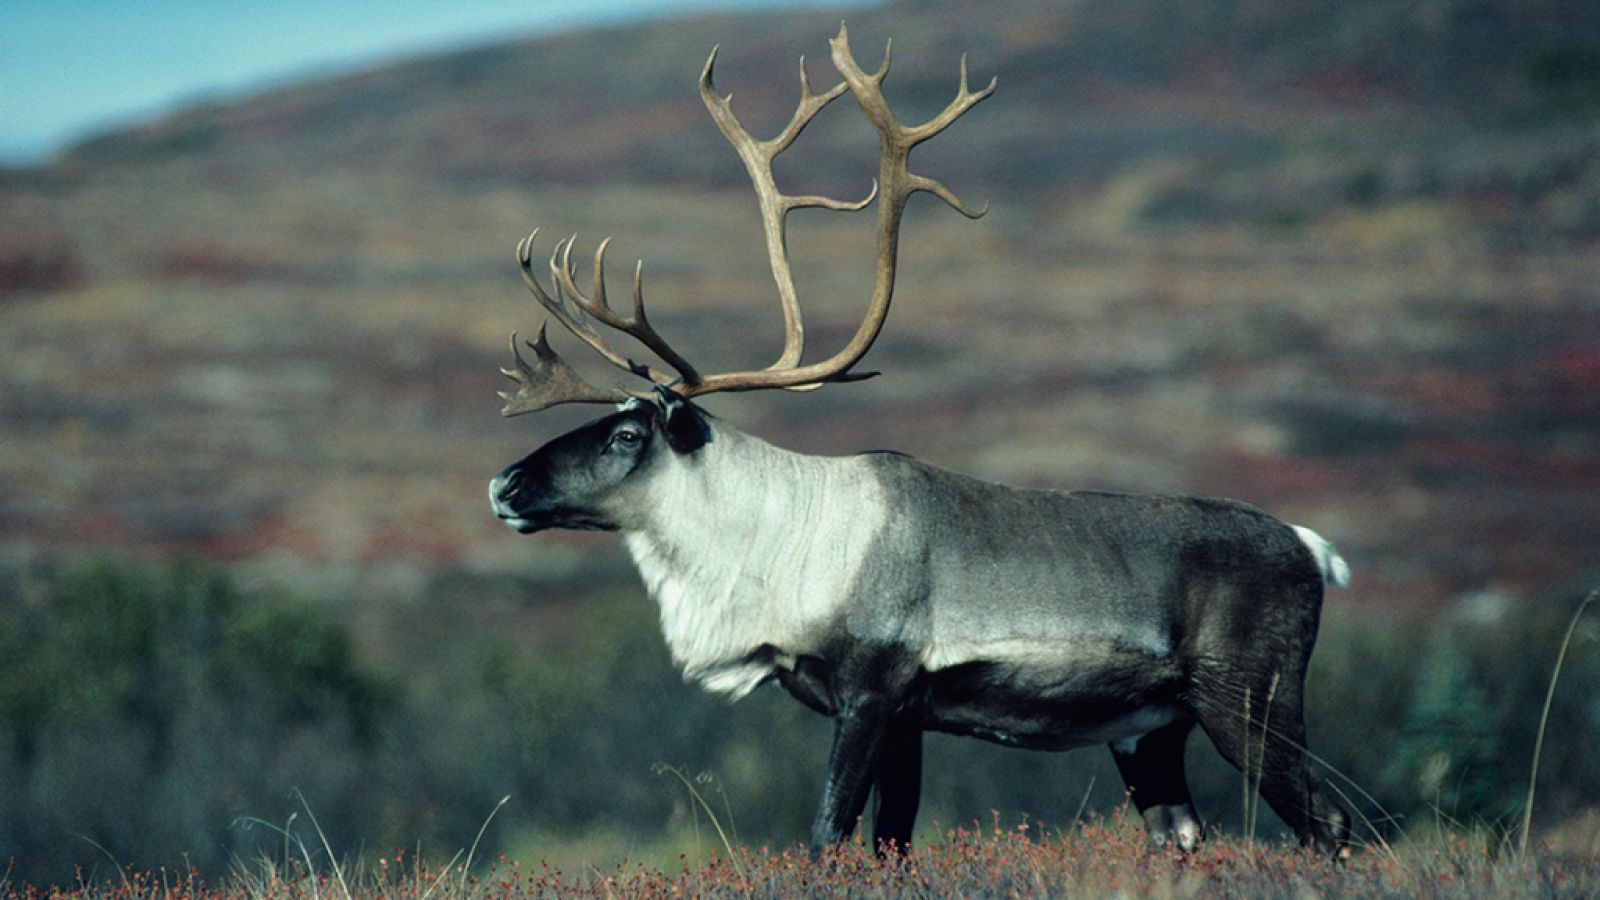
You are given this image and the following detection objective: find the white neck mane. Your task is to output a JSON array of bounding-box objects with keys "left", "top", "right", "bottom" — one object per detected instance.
[{"left": 622, "top": 422, "right": 888, "bottom": 698}]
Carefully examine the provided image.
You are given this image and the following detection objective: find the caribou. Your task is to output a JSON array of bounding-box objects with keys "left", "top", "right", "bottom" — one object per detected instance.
[{"left": 488, "top": 26, "right": 1352, "bottom": 856}]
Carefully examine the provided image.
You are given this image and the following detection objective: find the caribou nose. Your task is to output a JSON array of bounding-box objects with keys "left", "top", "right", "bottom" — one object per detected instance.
[{"left": 489, "top": 470, "right": 524, "bottom": 513}]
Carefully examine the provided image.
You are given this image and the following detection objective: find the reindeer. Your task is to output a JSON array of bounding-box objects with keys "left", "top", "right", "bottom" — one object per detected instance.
[{"left": 488, "top": 26, "right": 1352, "bottom": 856}]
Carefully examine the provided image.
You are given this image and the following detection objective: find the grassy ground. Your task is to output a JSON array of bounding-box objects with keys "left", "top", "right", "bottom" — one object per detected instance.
[{"left": 8, "top": 814, "right": 1598, "bottom": 898}]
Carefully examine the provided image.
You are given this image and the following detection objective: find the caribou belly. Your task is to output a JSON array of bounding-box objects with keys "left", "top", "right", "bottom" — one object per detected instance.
[{"left": 918, "top": 644, "right": 1185, "bottom": 752}]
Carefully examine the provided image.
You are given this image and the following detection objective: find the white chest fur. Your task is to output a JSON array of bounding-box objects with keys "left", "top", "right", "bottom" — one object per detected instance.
[{"left": 623, "top": 429, "right": 889, "bottom": 699}]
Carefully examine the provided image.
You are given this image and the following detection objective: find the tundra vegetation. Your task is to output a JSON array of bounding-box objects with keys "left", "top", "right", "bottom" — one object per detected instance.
[
  {"left": 0, "top": 555, "right": 1597, "bottom": 894},
  {"left": 2, "top": 0, "right": 1599, "bottom": 892}
]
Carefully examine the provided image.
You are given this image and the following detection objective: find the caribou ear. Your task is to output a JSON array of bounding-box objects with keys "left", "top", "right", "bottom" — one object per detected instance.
[{"left": 655, "top": 387, "right": 711, "bottom": 454}]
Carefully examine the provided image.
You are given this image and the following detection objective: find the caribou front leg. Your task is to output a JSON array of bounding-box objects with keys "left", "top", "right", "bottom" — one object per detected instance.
[
  {"left": 872, "top": 710, "right": 923, "bottom": 852},
  {"left": 810, "top": 697, "right": 894, "bottom": 852}
]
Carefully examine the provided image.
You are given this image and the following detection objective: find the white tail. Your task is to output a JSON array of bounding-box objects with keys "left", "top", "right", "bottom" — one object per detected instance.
[{"left": 1293, "top": 525, "right": 1351, "bottom": 588}]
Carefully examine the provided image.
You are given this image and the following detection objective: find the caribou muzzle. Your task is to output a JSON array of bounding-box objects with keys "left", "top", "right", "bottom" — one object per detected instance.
[{"left": 489, "top": 467, "right": 551, "bottom": 533}]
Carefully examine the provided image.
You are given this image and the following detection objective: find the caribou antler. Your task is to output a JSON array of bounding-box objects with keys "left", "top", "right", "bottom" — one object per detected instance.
[
  {"left": 500, "top": 24, "right": 994, "bottom": 415},
  {"left": 700, "top": 45, "right": 878, "bottom": 373}
]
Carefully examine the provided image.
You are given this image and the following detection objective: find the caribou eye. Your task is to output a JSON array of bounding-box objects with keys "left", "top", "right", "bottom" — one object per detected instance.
[{"left": 609, "top": 429, "right": 643, "bottom": 450}]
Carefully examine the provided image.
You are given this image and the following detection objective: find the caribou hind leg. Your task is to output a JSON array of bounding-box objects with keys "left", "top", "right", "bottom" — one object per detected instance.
[
  {"left": 1189, "top": 658, "right": 1351, "bottom": 855},
  {"left": 1110, "top": 717, "right": 1205, "bottom": 850}
]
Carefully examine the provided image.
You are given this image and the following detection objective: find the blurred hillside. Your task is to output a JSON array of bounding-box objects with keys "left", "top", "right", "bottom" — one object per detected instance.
[
  {"left": 3, "top": 0, "right": 1599, "bottom": 601},
  {"left": 2, "top": 0, "right": 1600, "bottom": 882}
]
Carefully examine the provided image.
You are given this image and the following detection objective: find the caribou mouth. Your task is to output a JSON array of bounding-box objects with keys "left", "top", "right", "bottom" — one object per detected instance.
[{"left": 500, "top": 515, "right": 543, "bottom": 534}]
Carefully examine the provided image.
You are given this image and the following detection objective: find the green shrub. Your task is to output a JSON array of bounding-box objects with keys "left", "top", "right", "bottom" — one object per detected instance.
[{"left": 0, "top": 558, "right": 396, "bottom": 883}]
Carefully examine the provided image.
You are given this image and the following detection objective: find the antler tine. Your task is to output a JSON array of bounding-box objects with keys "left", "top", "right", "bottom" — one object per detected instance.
[
  {"left": 548, "top": 232, "right": 701, "bottom": 387},
  {"left": 517, "top": 231, "right": 637, "bottom": 376},
  {"left": 516, "top": 231, "right": 589, "bottom": 343},
  {"left": 872, "top": 36, "right": 892, "bottom": 83},
  {"left": 700, "top": 43, "right": 874, "bottom": 370},
  {"left": 787, "top": 181, "right": 880, "bottom": 214},
  {"left": 591, "top": 236, "right": 612, "bottom": 312},
  {"left": 770, "top": 54, "right": 850, "bottom": 155},
  {"left": 905, "top": 52, "right": 998, "bottom": 148}
]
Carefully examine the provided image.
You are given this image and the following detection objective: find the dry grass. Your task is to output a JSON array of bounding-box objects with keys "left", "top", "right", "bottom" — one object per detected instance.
[{"left": 6, "top": 813, "right": 1597, "bottom": 899}]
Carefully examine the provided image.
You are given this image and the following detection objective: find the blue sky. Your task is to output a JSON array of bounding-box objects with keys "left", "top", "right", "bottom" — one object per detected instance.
[{"left": 1, "top": 0, "right": 863, "bottom": 164}]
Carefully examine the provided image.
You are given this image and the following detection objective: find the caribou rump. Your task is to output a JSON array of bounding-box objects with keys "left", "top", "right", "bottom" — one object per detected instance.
[{"left": 487, "top": 26, "right": 1353, "bottom": 855}]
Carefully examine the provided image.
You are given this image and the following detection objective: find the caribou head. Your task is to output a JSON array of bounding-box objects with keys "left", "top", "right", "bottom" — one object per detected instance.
[{"left": 490, "top": 392, "right": 709, "bottom": 534}]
